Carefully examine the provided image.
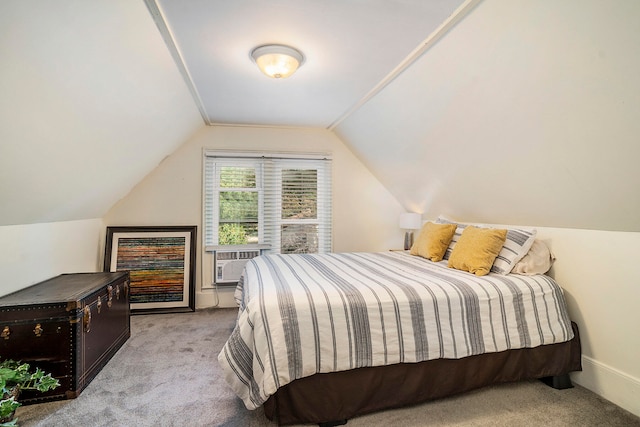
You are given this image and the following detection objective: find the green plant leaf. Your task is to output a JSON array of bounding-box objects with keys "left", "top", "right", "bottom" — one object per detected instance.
[
  {"left": 0, "top": 360, "right": 60, "bottom": 395},
  {"left": 0, "top": 396, "right": 20, "bottom": 422}
]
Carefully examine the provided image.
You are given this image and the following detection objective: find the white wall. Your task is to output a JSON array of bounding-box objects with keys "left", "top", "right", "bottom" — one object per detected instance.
[
  {"left": 104, "top": 125, "right": 404, "bottom": 308},
  {"left": 536, "top": 227, "right": 640, "bottom": 417},
  {"left": 0, "top": 219, "right": 103, "bottom": 297}
]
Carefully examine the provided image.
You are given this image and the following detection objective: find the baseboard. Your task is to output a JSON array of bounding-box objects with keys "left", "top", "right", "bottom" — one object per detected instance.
[{"left": 572, "top": 355, "right": 640, "bottom": 417}]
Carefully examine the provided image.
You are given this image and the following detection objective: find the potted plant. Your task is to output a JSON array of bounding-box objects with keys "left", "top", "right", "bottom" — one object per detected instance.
[{"left": 0, "top": 360, "right": 60, "bottom": 426}]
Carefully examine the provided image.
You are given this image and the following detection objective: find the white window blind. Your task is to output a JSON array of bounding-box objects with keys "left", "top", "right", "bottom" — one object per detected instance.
[{"left": 204, "top": 153, "right": 332, "bottom": 254}]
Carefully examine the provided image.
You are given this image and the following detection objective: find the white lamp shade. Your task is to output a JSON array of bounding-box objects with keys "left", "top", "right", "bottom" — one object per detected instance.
[
  {"left": 399, "top": 212, "right": 422, "bottom": 230},
  {"left": 251, "top": 45, "right": 304, "bottom": 79}
]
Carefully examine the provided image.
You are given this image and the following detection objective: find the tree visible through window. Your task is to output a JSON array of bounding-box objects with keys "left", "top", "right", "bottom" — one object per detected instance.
[{"left": 218, "top": 167, "right": 259, "bottom": 245}]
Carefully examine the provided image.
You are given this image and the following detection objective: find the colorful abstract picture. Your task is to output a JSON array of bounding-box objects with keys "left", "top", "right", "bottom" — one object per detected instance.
[{"left": 104, "top": 226, "right": 196, "bottom": 314}]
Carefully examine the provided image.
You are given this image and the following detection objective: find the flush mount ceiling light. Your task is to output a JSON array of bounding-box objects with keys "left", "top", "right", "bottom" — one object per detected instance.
[{"left": 250, "top": 44, "right": 304, "bottom": 79}]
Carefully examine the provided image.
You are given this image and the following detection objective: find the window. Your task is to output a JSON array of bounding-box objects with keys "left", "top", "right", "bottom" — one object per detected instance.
[
  {"left": 281, "top": 168, "right": 319, "bottom": 253},
  {"left": 217, "top": 164, "right": 260, "bottom": 245},
  {"left": 204, "top": 153, "right": 331, "bottom": 254}
]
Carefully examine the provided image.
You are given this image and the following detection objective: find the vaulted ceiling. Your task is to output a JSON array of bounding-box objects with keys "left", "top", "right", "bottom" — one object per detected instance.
[{"left": 2, "top": 0, "right": 639, "bottom": 232}]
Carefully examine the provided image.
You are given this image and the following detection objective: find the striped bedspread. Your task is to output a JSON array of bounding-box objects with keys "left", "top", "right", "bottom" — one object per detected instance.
[{"left": 218, "top": 251, "right": 574, "bottom": 410}]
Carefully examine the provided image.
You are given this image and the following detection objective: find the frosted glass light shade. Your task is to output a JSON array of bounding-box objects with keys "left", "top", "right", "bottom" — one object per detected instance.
[
  {"left": 399, "top": 212, "right": 422, "bottom": 230},
  {"left": 251, "top": 45, "right": 304, "bottom": 79}
]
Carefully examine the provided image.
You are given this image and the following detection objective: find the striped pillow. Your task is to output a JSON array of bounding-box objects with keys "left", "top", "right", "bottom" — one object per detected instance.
[
  {"left": 490, "top": 227, "right": 537, "bottom": 274},
  {"left": 436, "top": 216, "right": 536, "bottom": 275},
  {"left": 435, "top": 217, "right": 466, "bottom": 261}
]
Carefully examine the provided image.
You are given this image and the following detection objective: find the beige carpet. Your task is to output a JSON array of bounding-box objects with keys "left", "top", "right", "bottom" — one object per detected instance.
[{"left": 15, "top": 308, "right": 640, "bottom": 427}]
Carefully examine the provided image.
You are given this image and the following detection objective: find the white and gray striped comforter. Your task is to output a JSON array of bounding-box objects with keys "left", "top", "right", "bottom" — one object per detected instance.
[{"left": 218, "top": 252, "right": 574, "bottom": 410}]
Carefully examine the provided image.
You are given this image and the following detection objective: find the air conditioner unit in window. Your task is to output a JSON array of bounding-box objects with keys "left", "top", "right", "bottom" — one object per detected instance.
[{"left": 214, "top": 250, "right": 260, "bottom": 284}]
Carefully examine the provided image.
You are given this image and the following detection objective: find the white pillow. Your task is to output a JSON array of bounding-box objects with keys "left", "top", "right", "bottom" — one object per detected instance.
[{"left": 512, "top": 239, "right": 555, "bottom": 275}]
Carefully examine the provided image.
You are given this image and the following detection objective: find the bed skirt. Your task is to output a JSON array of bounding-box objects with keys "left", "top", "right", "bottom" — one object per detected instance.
[{"left": 264, "top": 322, "right": 582, "bottom": 425}]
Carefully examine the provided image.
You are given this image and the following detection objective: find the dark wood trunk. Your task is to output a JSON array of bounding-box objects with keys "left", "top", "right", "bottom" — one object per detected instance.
[{"left": 0, "top": 272, "right": 130, "bottom": 404}]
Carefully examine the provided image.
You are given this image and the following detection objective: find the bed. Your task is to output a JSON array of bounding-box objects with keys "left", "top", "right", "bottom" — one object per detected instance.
[{"left": 219, "top": 249, "right": 581, "bottom": 426}]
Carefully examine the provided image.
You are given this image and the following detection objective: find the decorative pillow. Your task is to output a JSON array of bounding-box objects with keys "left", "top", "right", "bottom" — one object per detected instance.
[
  {"left": 437, "top": 216, "right": 537, "bottom": 275},
  {"left": 447, "top": 226, "right": 507, "bottom": 276},
  {"left": 410, "top": 222, "right": 457, "bottom": 262},
  {"left": 490, "top": 228, "right": 537, "bottom": 275},
  {"left": 512, "top": 239, "right": 556, "bottom": 275}
]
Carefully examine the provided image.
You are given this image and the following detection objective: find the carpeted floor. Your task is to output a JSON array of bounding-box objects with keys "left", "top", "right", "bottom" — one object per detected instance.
[{"left": 15, "top": 308, "right": 640, "bottom": 427}]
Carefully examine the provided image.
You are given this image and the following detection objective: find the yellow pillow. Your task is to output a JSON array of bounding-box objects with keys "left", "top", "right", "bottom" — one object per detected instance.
[
  {"left": 447, "top": 226, "right": 507, "bottom": 276},
  {"left": 410, "top": 222, "right": 457, "bottom": 262}
]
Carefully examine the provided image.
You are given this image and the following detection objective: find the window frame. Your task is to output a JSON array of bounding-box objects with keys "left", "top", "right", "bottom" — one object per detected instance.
[
  {"left": 270, "top": 160, "right": 331, "bottom": 254},
  {"left": 212, "top": 160, "right": 263, "bottom": 246},
  {"left": 203, "top": 151, "right": 332, "bottom": 254}
]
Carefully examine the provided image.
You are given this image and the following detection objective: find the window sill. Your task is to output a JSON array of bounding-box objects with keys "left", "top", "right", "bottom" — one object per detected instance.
[{"left": 205, "top": 244, "right": 271, "bottom": 253}]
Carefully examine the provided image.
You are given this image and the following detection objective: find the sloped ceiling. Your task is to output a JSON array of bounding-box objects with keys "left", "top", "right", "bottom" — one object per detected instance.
[
  {"left": 0, "top": 1, "right": 202, "bottom": 226},
  {"left": 2, "top": 0, "right": 639, "bottom": 233},
  {"left": 336, "top": 0, "right": 640, "bottom": 232}
]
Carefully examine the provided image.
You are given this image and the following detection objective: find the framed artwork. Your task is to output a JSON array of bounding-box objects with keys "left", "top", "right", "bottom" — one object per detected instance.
[{"left": 104, "top": 226, "right": 196, "bottom": 314}]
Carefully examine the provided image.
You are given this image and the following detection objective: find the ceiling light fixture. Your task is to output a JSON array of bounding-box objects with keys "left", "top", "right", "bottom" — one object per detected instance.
[{"left": 250, "top": 44, "right": 304, "bottom": 79}]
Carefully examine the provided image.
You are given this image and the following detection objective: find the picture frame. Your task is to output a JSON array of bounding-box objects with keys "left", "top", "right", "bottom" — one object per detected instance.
[{"left": 104, "top": 226, "right": 196, "bottom": 314}]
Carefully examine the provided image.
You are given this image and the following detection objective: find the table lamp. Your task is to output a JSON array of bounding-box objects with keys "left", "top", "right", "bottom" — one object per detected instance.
[{"left": 399, "top": 213, "right": 422, "bottom": 250}]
